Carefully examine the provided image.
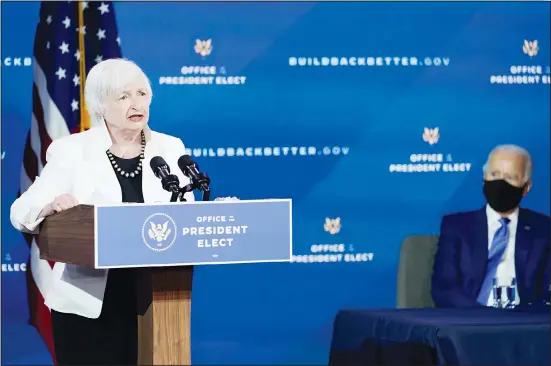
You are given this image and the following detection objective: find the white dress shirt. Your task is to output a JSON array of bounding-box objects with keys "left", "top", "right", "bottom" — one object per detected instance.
[{"left": 485, "top": 204, "right": 520, "bottom": 306}]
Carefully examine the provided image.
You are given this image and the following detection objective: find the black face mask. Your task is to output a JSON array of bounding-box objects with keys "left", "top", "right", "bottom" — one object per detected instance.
[{"left": 483, "top": 179, "right": 525, "bottom": 213}]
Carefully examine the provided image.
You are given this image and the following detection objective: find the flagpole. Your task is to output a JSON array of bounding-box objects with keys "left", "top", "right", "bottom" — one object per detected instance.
[{"left": 77, "top": 0, "right": 90, "bottom": 132}]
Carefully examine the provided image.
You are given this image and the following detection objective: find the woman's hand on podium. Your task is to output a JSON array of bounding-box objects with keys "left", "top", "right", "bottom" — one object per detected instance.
[
  {"left": 40, "top": 194, "right": 79, "bottom": 218},
  {"left": 214, "top": 196, "right": 240, "bottom": 201}
]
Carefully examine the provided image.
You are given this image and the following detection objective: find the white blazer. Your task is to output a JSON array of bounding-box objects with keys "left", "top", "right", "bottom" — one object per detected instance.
[{"left": 10, "top": 123, "right": 194, "bottom": 319}]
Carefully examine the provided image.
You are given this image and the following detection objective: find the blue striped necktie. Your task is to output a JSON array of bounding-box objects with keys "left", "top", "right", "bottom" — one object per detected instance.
[{"left": 477, "top": 217, "right": 510, "bottom": 306}]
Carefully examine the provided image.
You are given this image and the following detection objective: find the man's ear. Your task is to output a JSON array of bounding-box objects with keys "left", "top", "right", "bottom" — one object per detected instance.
[{"left": 523, "top": 180, "right": 532, "bottom": 196}]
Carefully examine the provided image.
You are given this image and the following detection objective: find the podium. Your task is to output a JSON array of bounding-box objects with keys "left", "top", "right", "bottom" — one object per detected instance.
[{"left": 38, "top": 199, "right": 292, "bottom": 365}]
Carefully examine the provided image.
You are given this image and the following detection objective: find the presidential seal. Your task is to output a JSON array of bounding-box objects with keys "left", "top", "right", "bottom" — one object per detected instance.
[{"left": 142, "top": 213, "right": 177, "bottom": 252}]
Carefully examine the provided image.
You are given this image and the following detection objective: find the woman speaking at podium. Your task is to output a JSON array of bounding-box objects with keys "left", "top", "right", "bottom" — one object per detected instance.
[{"left": 10, "top": 58, "right": 195, "bottom": 365}]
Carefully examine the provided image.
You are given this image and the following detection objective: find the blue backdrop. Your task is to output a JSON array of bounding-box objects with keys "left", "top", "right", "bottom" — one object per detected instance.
[{"left": 2, "top": 1, "right": 550, "bottom": 365}]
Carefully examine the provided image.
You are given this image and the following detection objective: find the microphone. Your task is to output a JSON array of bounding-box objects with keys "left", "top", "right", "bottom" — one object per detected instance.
[
  {"left": 149, "top": 156, "right": 180, "bottom": 193},
  {"left": 177, "top": 155, "right": 210, "bottom": 192}
]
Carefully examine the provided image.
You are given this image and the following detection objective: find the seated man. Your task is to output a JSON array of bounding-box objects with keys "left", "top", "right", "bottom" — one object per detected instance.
[{"left": 431, "top": 144, "right": 550, "bottom": 308}]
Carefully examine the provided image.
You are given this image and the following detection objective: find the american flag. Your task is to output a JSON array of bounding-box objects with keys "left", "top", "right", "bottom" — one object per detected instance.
[{"left": 20, "top": 1, "right": 121, "bottom": 362}]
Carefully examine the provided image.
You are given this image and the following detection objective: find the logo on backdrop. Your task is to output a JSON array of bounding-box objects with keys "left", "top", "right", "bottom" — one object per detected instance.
[
  {"left": 523, "top": 40, "right": 539, "bottom": 57},
  {"left": 490, "top": 39, "right": 550, "bottom": 85},
  {"left": 159, "top": 38, "right": 247, "bottom": 86},
  {"left": 288, "top": 56, "right": 450, "bottom": 68},
  {"left": 142, "top": 213, "right": 178, "bottom": 252},
  {"left": 2, "top": 254, "right": 27, "bottom": 272},
  {"left": 1, "top": 57, "right": 32, "bottom": 67},
  {"left": 195, "top": 39, "right": 213, "bottom": 57},
  {"left": 324, "top": 217, "right": 341, "bottom": 235},
  {"left": 388, "top": 127, "right": 472, "bottom": 174},
  {"left": 182, "top": 145, "right": 350, "bottom": 159},
  {"left": 422, "top": 127, "right": 439, "bottom": 145},
  {"left": 292, "top": 217, "right": 374, "bottom": 264}
]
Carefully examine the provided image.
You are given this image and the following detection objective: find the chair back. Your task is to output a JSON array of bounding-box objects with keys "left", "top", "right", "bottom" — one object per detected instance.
[{"left": 396, "top": 235, "right": 439, "bottom": 308}]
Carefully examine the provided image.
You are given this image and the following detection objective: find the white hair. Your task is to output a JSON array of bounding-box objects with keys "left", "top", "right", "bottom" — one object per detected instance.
[
  {"left": 84, "top": 58, "right": 153, "bottom": 127},
  {"left": 482, "top": 144, "right": 533, "bottom": 183}
]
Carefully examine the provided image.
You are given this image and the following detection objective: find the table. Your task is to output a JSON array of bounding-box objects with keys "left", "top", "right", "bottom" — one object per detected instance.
[{"left": 329, "top": 307, "right": 550, "bottom": 366}]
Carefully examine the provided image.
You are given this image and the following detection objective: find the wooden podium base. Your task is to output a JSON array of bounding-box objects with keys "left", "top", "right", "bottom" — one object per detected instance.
[
  {"left": 36, "top": 205, "right": 195, "bottom": 364},
  {"left": 138, "top": 266, "right": 193, "bottom": 365}
]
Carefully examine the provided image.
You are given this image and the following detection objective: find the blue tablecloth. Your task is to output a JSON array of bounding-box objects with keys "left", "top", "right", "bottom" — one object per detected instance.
[{"left": 329, "top": 307, "right": 550, "bottom": 366}]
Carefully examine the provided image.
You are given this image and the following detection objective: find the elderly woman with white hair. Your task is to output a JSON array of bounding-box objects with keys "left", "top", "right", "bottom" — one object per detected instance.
[{"left": 10, "top": 58, "right": 195, "bottom": 365}]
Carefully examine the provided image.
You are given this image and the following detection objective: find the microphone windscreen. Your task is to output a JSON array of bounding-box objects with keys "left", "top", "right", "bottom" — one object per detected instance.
[
  {"left": 177, "top": 155, "right": 196, "bottom": 175},
  {"left": 150, "top": 156, "right": 168, "bottom": 172}
]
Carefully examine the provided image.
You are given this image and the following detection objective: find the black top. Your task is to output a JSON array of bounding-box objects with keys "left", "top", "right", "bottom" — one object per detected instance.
[
  {"left": 103, "top": 154, "right": 147, "bottom": 316},
  {"left": 112, "top": 156, "right": 144, "bottom": 204}
]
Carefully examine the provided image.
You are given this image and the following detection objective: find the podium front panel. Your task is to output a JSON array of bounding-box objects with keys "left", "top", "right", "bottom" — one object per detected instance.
[{"left": 94, "top": 199, "right": 292, "bottom": 268}]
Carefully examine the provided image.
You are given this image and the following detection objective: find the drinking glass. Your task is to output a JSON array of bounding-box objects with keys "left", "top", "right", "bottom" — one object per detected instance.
[
  {"left": 492, "top": 278, "right": 503, "bottom": 308},
  {"left": 505, "top": 277, "right": 517, "bottom": 309}
]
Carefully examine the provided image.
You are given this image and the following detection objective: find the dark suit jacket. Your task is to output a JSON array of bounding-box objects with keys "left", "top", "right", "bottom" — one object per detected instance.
[{"left": 431, "top": 207, "right": 550, "bottom": 308}]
